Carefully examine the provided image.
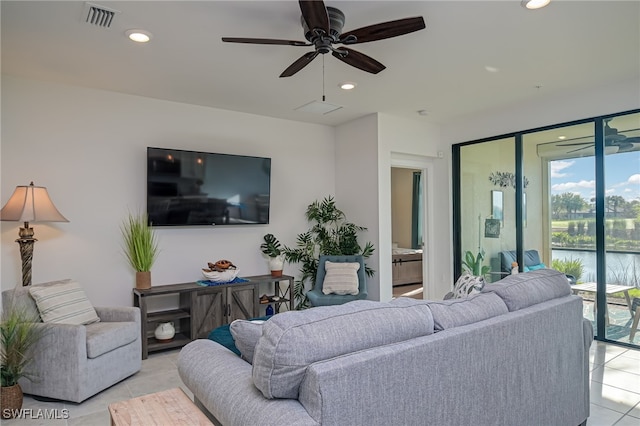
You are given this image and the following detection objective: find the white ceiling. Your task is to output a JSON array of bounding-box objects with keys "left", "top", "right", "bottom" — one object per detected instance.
[{"left": 2, "top": 1, "right": 639, "bottom": 127}]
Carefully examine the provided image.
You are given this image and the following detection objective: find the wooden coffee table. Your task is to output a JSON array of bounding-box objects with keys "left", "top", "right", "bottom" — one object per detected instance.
[{"left": 108, "top": 387, "right": 212, "bottom": 426}]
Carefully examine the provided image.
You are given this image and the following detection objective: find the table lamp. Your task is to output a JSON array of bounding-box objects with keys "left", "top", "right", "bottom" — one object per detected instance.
[{"left": 0, "top": 182, "right": 68, "bottom": 286}]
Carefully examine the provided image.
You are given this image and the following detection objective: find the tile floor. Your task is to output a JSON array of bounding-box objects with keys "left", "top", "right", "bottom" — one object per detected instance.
[{"left": 3, "top": 334, "right": 639, "bottom": 425}]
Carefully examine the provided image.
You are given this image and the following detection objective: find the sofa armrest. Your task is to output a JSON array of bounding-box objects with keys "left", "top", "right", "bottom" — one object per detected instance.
[
  {"left": 95, "top": 306, "right": 140, "bottom": 323},
  {"left": 178, "top": 339, "right": 317, "bottom": 426},
  {"left": 28, "top": 322, "right": 87, "bottom": 377}
]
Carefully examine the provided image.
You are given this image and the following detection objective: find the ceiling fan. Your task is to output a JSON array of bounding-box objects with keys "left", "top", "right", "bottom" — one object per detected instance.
[
  {"left": 556, "top": 119, "right": 640, "bottom": 154},
  {"left": 221, "top": 0, "right": 426, "bottom": 77}
]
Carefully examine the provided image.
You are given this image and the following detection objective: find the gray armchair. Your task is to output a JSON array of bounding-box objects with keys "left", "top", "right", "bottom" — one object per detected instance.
[
  {"left": 307, "top": 255, "right": 368, "bottom": 307},
  {"left": 1, "top": 280, "right": 141, "bottom": 403}
]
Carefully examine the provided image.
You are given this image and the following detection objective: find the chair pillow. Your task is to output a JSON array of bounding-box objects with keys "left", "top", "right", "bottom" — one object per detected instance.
[
  {"left": 29, "top": 280, "right": 100, "bottom": 325},
  {"left": 230, "top": 319, "right": 266, "bottom": 364},
  {"left": 322, "top": 261, "right": 360, "bottom": 295}
]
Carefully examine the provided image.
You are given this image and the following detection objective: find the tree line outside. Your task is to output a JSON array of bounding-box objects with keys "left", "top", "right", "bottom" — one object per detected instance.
[{"left": 551, "top": 192, "right": 640, "bottom": 252}]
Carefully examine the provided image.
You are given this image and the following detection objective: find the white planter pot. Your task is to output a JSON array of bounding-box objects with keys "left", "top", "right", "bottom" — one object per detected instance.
[{"left": 268, "top": 256, "right": 285, "bottom": 277}]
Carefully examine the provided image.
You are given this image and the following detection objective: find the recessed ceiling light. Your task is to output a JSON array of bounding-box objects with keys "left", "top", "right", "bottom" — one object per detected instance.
[
  {"left": 339, "top": 82, "right": 357, "bottom": 90},
  {"left": 558, "top": 136, "right": 566, "bottom": 140},
  {"left": 521, "top": 0, "right": 551, "bottom": 10},
  {"left": 485, "top": 66, "right": 499, "bottom": 73},
  {"left": 126, "top": 29, "right": 152, "bottom": 43}
]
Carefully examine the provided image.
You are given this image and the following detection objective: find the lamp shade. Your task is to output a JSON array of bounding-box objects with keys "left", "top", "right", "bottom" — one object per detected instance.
[{"left": 0, "top": 182, "right": 68, "bottom": 223}]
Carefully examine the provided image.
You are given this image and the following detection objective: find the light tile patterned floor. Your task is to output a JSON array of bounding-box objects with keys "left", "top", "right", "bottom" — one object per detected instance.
[{"left": 2, "top": 337, "right": 639, "bottom": 425}]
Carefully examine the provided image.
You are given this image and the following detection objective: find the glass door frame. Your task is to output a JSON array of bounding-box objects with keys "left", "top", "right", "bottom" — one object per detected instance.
[{"left": 453, "top": 108, "right": 640, "bottom": 348}]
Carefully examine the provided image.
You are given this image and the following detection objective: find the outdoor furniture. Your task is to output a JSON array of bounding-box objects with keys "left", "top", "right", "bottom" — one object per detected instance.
[
  {"left": 570, "top": 282, "right": 634, "bottom": 326},
  {"left": 631, "top": 298, "right": 640, "bottom": 341}
]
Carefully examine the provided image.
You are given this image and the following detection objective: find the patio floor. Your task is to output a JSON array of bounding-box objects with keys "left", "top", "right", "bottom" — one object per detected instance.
[{"left": 580, "top": 299, "right": 639, "bottom": 345}]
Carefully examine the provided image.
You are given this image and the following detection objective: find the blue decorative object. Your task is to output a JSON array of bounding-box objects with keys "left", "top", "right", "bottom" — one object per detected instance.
[
  {"left": 265, "top": 304, "right": 274, "bottom": 316},
  {"left": 197, "top": 277, "right": 249, "bottom": 286}
]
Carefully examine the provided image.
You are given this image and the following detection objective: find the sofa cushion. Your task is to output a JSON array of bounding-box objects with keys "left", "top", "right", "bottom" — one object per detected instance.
[
  {"left": 252, "top": 300, "right": 434, "bottom": 399},
  {"left": 230, "top": 319, "right": 267, "bottom": 363},
  {"left": 29, "top": 280, "right": 100, "bottom": 325},
  {"left": 85, "top": 321, "right": 138, "bottom": 358},
  {"left": 481, "top": 268, "right": 571, "bottom": 311},
  {"left": 423, "top": 292, "right": 508, "bottom": 331},
  {"left": 321, "top": 261, "right": 360, "bottom": 295},
  {"left": 208, "top": 323, "right": 241, "bottom": 356}
]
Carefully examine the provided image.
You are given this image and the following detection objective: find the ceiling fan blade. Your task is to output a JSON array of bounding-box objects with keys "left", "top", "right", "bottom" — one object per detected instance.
[
  {"left": 280, "top": 51, "right": 319, "bottom": 77},
  {"left": 339, "top": 17, "right": 426, "bottom": 44},
  {"left": 332, "top": 47, "right": 386, "bottom": 74},
  {"left": 566, "top": 144, "right": 595, "bottom": 154},
  {"left": 299, "top": 0, "right": 329, "bottom": 35},
  {"left": 557, "top": 142, "right": 594, "bottom": 147},
  {"left": 222, "top": 37, "right": 309, "bottom": 47}
]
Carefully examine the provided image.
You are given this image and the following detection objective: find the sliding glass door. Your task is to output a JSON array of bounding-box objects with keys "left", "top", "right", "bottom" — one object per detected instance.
[{"left": 454, "top": 109, "right": 640, "bottom": 348}]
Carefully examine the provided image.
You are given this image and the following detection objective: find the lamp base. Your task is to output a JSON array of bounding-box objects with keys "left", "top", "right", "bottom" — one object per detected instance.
[{"left": 16, "top": 237, "right": 36, "bottom": 287}]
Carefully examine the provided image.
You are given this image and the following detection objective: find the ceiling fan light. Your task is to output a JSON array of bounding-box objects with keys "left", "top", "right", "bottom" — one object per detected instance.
[{"left": 521, "top": 0, "right": 551, "bottom": 10}]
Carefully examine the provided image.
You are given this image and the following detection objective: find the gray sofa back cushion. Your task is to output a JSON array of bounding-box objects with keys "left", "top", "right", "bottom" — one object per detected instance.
[
  {"left": 423, "top": 293, "right": 508, "bottom": 331},
  {"left": 481, "top": 268, "right": 571, "bottom": 311},
  {"left": 252, "top": 300, "right": 434, "bottom": 399}
]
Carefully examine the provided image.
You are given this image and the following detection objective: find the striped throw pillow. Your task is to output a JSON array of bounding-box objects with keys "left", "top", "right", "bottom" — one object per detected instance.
[
  {"left": 29, "top": 280, "right": 100, "bottom": 325},
  {"left": 321, "top": 261, "right": 360, "bottom": 295}
]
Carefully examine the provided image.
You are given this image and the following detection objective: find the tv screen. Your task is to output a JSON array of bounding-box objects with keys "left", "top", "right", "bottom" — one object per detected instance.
[{"left": 147, "top": 147, "right": 271, "bottom": 226}]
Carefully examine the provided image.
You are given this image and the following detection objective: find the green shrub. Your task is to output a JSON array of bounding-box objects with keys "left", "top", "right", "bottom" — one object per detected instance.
[
  {"left": 567, "top": 222, "right": 576, "bottom": 236},
  {"left": 552, "top": 257, "right": 583, "bottom": 281}
]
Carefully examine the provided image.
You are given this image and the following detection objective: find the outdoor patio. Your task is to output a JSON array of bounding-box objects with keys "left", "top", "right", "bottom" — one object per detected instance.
[{"left": 580, "top": 299, "right": 639, "bottom": 344}]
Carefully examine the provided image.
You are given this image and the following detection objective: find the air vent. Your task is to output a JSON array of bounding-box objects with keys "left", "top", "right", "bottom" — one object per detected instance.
[{"left": 83, "top": 2, "right": 119, "bottom": 28}]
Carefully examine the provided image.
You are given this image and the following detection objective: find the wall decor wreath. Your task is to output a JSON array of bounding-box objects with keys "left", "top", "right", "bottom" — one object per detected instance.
[{"left": 488, "top": 171, "right": 529, "bottom": 189}]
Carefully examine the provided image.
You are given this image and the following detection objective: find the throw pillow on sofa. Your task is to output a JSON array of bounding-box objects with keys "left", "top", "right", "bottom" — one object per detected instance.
[
  {"left": 229, "top": 319, "right": 267, "bottom": 364},
  {"left": 29, "top": 279, "right": 100, "bottom": 325},
  {"left": 322, "top": 261, "right": 360, "bottom": 295}
]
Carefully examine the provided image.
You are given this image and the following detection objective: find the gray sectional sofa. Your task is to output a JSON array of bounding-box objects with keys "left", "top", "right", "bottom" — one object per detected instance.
[{"left": 178, "top": 269, "right": 592, "bottom": 425}]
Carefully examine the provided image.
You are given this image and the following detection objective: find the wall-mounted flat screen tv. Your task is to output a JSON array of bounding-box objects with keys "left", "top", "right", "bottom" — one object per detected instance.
[{"left": 147, "top": 147, "right": 271, "bottom": 226}]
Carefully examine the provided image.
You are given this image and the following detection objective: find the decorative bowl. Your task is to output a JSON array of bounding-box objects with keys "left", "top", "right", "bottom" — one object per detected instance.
[{"left": 202, "top": 268, "right": 239, "bottom": 282}]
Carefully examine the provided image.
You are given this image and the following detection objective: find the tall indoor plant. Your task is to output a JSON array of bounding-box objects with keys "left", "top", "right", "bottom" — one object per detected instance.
[
  {"left": 1, "top": 306, "right": 44, "bottom": 418},
  {"left": 121, "top": 212, "right": 159, "bottom": 289},
  {"left": 284, "top": 196, "right": 375, "bottom": 309}
]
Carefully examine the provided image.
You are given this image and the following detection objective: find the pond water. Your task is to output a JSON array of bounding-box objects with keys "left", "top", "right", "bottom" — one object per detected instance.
[{"left": 552, "top": 249, "right": 640, "bottom": 287}]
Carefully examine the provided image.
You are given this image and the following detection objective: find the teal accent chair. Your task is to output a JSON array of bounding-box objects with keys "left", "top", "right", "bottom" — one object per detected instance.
[{"left": 307, "top": 255, "right": 368, "bottom": 307}]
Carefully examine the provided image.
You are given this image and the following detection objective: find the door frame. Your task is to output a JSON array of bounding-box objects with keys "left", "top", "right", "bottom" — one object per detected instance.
[{"left": 391, "top": 153, "right": 436, "bottom": 299}]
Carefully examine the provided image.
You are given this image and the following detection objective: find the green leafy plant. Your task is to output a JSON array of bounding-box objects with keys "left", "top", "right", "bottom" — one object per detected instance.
[
  {"left": 462, "top": 250, "right": 490, "bottom": 277},
  {"left": 1, "top": 306, "right": 45, "bottom": 387},
  {"left": 121, "top": 212, "right": 159, "bottom": 272},
  {"left": 552, "top": 257, "right": 583, "bottom": 281},
  {"left": 283, "top": 196, "right": 375, "bottom": 309},
  {"left": 260, "top": 234, "right": 283, "bottom": 258}
]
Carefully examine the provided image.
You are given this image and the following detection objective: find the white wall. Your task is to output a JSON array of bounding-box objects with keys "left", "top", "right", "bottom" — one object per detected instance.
[
  {"left": 1, "top": 76, "right": 336, "bottom": 307},
  {"left": 334, "top": 114, "right": 381, "bottom": 300},
  {"left": 378, "top": 114, "right": 450, "bottom": 301}
]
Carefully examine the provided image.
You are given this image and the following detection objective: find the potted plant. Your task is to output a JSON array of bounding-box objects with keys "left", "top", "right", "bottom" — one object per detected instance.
[
  {"left": 261, "top": 234, "right": 285, "bottom": 277},
  {"left": 1, "top": 306, "right": 44, "bottom": 419},
  {"left": 462, "top": 249, "right": 490, "bottom": 277},
  {"left": 284, "top": 196, "right": 375, "bottom": 309},
  {"left": 121, "top": 211, "right": 159, "bottom": 289}
]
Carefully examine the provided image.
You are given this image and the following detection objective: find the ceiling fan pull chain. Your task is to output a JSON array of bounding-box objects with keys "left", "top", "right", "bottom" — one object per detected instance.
[{"left": 322, "top": 55, "right": 326, "bottom": 102}]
